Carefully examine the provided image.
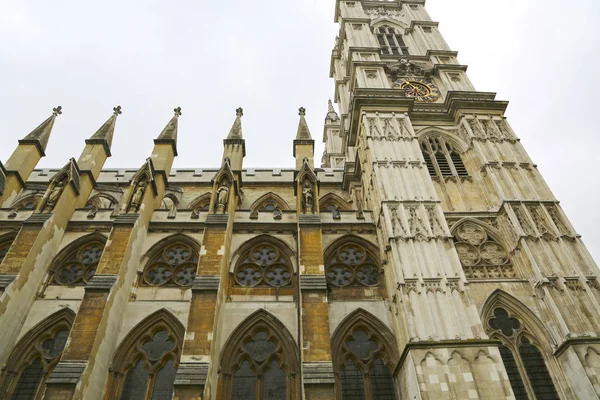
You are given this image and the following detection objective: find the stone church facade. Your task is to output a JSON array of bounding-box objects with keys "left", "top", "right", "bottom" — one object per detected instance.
[{"left": 0, "top": 1, "right": 598, "bottom": 399}]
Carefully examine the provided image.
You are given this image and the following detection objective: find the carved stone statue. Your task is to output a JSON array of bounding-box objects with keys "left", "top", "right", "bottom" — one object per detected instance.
[
  {"left": 128, "top": 181, "right": 146, "bottom": 213},
  {"left": 42, "top": 180, "right": 66, "bottom": 213},
  {"left": 216, "top": 182, "right": 229, "bottom": 214},
  {"left": 302, "top": 180, "right": 314, "bottom": 214}
]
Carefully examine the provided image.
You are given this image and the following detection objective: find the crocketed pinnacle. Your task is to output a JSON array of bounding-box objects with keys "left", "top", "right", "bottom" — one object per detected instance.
[
  {"left": 326, "top": 99, "right": 339, "bottom": 122},
  {"left": 226, "top": 107, "right": 244, "bottom": 140},
  {"left": 295, "top": 107, "right": 312, "bottom": 140},
  {"left": 86, "top": 106, "right": 122, "bottom": 157},
  {"left": 154, "top": 107, "right": 181, "bottom": 156},
  {"left": 19, "top": 106, "right": 62, "bottom": 156}
]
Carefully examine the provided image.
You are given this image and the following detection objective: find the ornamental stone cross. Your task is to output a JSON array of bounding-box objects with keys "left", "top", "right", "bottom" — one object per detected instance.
[
  {"left": 113, "top": 105, "right": 122, "bottom": 116},
  {"left": 236, "top": 107, "right": 243, "bottom": 117},
  {"left": 299, "top": 107, "right": 306, "bottom": 116},
  {"left": 174, "top": 106, "right": 182, "bottom": 116},
  {"left": 53, "top": 106, "right": 63, "bottom": 116}
]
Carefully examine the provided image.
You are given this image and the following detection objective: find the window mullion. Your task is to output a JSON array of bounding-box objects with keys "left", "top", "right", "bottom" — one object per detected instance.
[
  {"left": 256, "top": 373, "right": 263, "bottom": 400},
  {"left": 511, "top": 340, "right": 536, "bottom": 400},
  {"left": 364, "top": 372, "right": 374, "bottom": 400}
]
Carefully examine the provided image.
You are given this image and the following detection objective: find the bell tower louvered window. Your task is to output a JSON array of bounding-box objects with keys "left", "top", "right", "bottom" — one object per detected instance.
[
  {"left": 420, "top": 136, "right": 468, "bottom": 178},
  {"left": 376, "top": 26, "right": 408, "bottom": 56}
]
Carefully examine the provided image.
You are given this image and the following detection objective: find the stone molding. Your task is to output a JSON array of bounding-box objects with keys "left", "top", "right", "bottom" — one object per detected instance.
[
  {"left": 174, "top": 362, "right": 209, "bottom": 387},
  {"left": 300, "top": 275, "right": 328, "bottom": 291},
  {"left": 191, "top": 276, "right": 220, "bottom": 292},
  {"left": 46, "top": 361, "right": 87, "bottom": 385},
  {"left": 298, "top": 214, "right": 321, "bottom": 225},
  {"left": 113, "top": 213, "right": 139, "bottom": 226},
  {"left": 205, "top": 214, "right": 229, "bottom": 225},
  {"left": 0, "top": 161, "right": 6, "bottom": 195},
  {"left": 303, "top": 362, "right": 335, "bottom": 385},
  {"left": 0, "top": 275, "right": 17, "bottom": 289},
  {"left": 85, "top": 275, "right": 117, "bottom": 291},
  {"left": 23, "top": 213, "right": 52, "bottom": 225}
]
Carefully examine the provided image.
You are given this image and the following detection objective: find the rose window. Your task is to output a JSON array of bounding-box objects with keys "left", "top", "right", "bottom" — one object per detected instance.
[
  {"left": 234, "top": 244, "right": 292, "bottom": 288},
  {"left": 143, "top": 242, "right": 199, "bottom": 287},
  {"left": 53, "top": 241, "right": 105, "bottom": 285},
  {"left": 326, "top": 243, "right": 380, "bottom": 287},
  {"left": 453, "top": 223, "right": 515, "bottom": 279}
]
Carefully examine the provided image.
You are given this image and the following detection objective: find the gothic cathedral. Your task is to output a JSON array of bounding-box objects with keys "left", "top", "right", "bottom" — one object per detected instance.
[{"left": 0, "top": 1, "right": 597, "bottom": 399}]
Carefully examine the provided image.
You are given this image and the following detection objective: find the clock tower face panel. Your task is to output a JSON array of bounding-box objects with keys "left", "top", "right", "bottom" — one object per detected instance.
[{"left": 393, "top": 78, "right": 440, "bottom": 102}]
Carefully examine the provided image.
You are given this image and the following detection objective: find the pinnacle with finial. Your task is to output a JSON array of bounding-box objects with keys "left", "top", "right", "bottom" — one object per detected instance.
[
  {"left": 86, "top": 105, "right": 123, "bottom": 156},
  {"left": 19, "top": 106, "right": 63, "bottom": 156},
  {"left": 174, "top": 106, "right": 182, "bottom": 117},
  {"left": 226, "top": 107, "right": 244, "bottom": 140},
  {"left": 154, "top": 107, "right": 181, "bottom": 155},
  {"left": 295, "top": 106, "right": 312, "bottom": 140}
]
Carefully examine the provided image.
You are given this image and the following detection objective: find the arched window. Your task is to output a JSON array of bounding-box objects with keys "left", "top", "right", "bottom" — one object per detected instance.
[
  {"left": 189, "top": 193, "right": 211, "bottom": 219},
  {"left": 233, "top": 240, "right": 294, "bottom": 288},
  {"left": 325, "top": 240, "right": 381, "bottom": 288},
  {"left": 249, "top": 193, "right": 290, "bottom": 220},
  {"left": 8, "top": 195, "right": 41, "bottom": 219},
  {"left": 332, "top": 310, "right": 399, "bottom": 400},
  {"left": 51, "top": 239, "right": 105, "bottom": 285},
  {"left": 375, "top": 26, "right": 408, "bottom": 56},
  {"left": 218, "top": 310, "right": 299, "bottom": 399},
  {"left": 0, "top": 309, "right": 74, "bottom": 400},
  {"left": 486, "top": 307, "right": 559, "bottom": 400},
  {"left": 141, "top": 239, "right": 199, "bottom": 287},
  {"left": 420, "top": 136, "right": 468, "bottom": 177},
  {"left": 105, "top": 309, "right": 183, "bottom": 400},
  {"left": 452, "top": 221, "right": 516, "bottom": 280}
]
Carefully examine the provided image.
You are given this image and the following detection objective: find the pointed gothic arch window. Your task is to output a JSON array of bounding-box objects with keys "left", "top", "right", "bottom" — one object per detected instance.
[
  {"left": 485, "top": 307, "right": 559, "bottom": 400},
  {"left": 189, "top": 193, "right": 211, "bottom": 219},
  {"left": 0, "top": 309, "right": 74, "bottom": 400},
  {"left": 249, "top": 193, "right": 290, "bottom": 220},
  {"left": 420, "top": 135, "right": 468, "bottom": 177},
  {"left": 452, "top": 221, "right": 516, "bottom": 280},
  {"left": 325, "top": 239, "right": 381, "bottom": 288},
  {"left": 49, "top": 235, "right": 107, "bottom": 285},
  {"left": 104, "top": 310, "right": 184, "bottom": 400},
  {"left": 375, "top": 26, "right": 408, "bottom": 56},
  {"left": 332, "top": 310, "right": 399, "bottom": 400},
  {"left": 218, "top": 310, "right": 299, "bottom": 400},
  {"left": 141, "top": 238, "right": 199, "bottom": 287}
]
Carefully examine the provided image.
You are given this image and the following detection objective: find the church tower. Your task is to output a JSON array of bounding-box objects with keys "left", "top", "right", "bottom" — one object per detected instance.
[{"left": 0, "top": 1, "right": 599, "bottom": 400}]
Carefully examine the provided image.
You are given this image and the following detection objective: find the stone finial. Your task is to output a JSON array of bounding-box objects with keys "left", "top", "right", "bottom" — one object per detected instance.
[
  {"left": 86, "top": 106, "right": 123, "bottom": 157},
  {"left": 295, "top": 107, "right": 312, "bottom": 140},
  {"left": 154, "top": 108, "right": 181, "bottom": 156},
  {"left": 328, "top": 100, "right": 334, "bottom": 113},
  {"left": 226, "top": 108, "right": 244, "bottom": 140},
  {"left": 325, "top": 99, "right": 339, "bottom": 122},
  {"left": 113, "top": 105, "right": 122, "bottom": 116},
  {"left": 53, "top": 106, "right": 63, "bottom": 116},
  {"left": 299, "top": 107, "right": 306, "bottom": 116},
  {"left": 236, "top": 107, "right": 243, "bottom": 117},
  {"left": 174, "top": 106, "right": 182, "bottom": 117}
]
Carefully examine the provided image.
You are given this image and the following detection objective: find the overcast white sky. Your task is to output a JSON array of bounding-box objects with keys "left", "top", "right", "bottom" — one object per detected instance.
[{"left": 1, "top": 0, "right": 599, "bottom": 262}]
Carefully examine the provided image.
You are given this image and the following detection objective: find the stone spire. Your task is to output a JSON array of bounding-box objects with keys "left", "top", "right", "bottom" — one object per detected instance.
[
  {"left": 226, "top": 107, "right": 244, "bottom": 140},
  {"left": 223, "top": 108, "right": 246, "bottom": 170},
  {"left": 154, "top": 107, "right": 181, "bottom": 156},
  {"left": 295, "top": 107, "right": 312, "bottom": 140},
  {"left": 325, "top": 99, "right": 339, "bottom": 123},
  {"left": 85, "top": 106, "right": 122, "bottom": 157},
  {"left": 294, "top": 107, "right": 315, "bottom": 169},
  {"left": 19, "top": 106, "right": 62, "bottom": 156}
]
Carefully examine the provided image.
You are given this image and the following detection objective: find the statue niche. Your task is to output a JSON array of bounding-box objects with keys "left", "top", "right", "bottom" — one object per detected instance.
[
  {"left": 127, "top": 180, "right": 146, "bottom": 214},
  {"left": 41, "top": 178, "right": 67, "bottom": 213},
  {"left": 216, "top": 179, "right": 230, "bottom": 214},
  {"left": 302, "top": 179, "right": 315, "bottom": 214}
]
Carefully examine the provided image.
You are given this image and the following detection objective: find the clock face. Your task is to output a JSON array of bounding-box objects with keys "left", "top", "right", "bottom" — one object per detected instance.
[{"left": 392, "top": 78, "right": 440, "bottom": 102}]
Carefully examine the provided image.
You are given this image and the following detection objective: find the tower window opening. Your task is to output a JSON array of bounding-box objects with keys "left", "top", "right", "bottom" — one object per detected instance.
[
  {"left": 376, "top": 26, "right": 408, "bottom": 56},
  {"left": 420, "top": 136, "right": 468, "bottom": 178}
]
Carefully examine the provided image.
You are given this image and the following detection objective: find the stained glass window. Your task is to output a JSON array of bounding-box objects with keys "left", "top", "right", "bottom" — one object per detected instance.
[
  {"left": 119, "top": 330, "right": 179, "bottom": 400},
  {"left": 53, "top": 241, "right": 105, "bottom": 285},
  {"left": 262, "top": 361, "right": 286, "bottom": 400},
  {"left": 520, "top": 338, "right": 559, "bottom": 400},
  {"left": 143, "top": 242, "right": 199, "bottom": 287},
  {"left": 326, "top": 243, "right": 380, "bottom": 287},
  {"left": 498, "top": 344, "right": 528, "bottom": 400},
  {"left": 232, "top": 361, "right": 257, "bottom": 400},
  {"left": 371, "top": 359, "right": 396, "bottom": 400},
  {"left": 342, "top": 360, "right": 366, "bottom": 400},
  {"left": 234, "top": 243, "right": 293, "bottom": 288}
]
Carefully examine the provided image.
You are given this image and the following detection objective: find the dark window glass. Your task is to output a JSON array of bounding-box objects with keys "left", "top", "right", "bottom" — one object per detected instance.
[
  {"left": 347, "top": 330, "right": 378, "bottom": 360},
  {"left": 341, "top": 359, "right": 366, "bottom": 400},
  {"left": 371, "top": 359, "right": 396, "bottom": 400},
  {"left": 151, "top": 359, "right": 177, "bottom": 400},
  {"left": 498, "top": 344, "right": 528, "bottom": 400},
  {"left": 263, "top": 360, "right": 287, "bottom": 400},
  {"left": 121, "top": 359, "right": 149, "bottom": 400},
  {"left": 519, "top": 338, "right": 559, "bottom": 400},
  {"left": 0, "top": 243, "right": 10, "bottom": 264},
  {"left": 232, "top": 361, "right": 256, "bottom": 400},
  {"left": 42, "top": 329, "right": 69, "bottom": 358},
  {"left": 10, "top": 358, "right": 44, "bottom": 400},
  {"left": 260, "top": 203, "right": 276, "bottom": 212},
  {"left": 142, "top": 330, "right": 175, "bottom": 361},
  {"left": 244, "top": 331, "right": 276, "bottom": 362},
  {"left": 489, "top": 309, "right": 521, "bottom": 337},
  {"left": 451, "top": 152, "right": 469, "bottom": 176}
]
